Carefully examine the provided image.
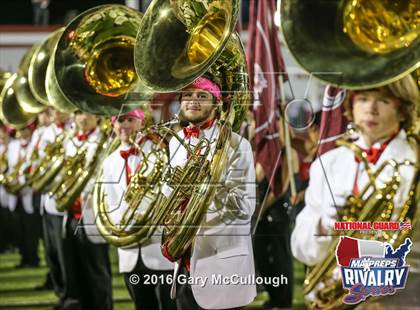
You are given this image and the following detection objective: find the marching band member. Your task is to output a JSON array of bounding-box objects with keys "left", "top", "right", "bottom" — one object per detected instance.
[
  {"left": 101, "top": 109, "right": 176, "bottom": 310},
  {"left": 61, "top": 111, "right": 112, "bottom": 310},
  {"left": 6, "top": 123, "right": 39, "bottom": 268},
  {"left": 162, "top": 76, "right": 257, "bottom": 310},
  {"left": 39, "top": 109, "right": 72, "bottom": 307},
  {"left": 291, "top": 75, "right": 419, "bottom": 266},
  {"left": 25, "top": 108, "right": 52, "bottom": 174},
  {"left": 0, "top": 125, "right": 12, "bottom": 253},
  {"left": 24, "top": 109, "right": 52, "bottom": 289}
]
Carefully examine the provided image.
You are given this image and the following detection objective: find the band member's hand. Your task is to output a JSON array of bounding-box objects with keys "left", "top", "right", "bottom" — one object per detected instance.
[
  {"left": 319, "top": 209, "right": 336, "bottom": 234},
  {"left": 214, "top": 182, "right": 249, "bottom": 220},
  {"left": 319, "top": 194, "right": 348, "bottom": 234}
]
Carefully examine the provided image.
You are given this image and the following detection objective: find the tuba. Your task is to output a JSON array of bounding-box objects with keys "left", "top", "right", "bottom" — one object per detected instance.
[
  {"left": 0, "top": 151, "right": 7, "bottom": 182},
  {"left": 51, "top": 4, "right": 152, "bottom": 115},
  {"left": 49, "top": 119, "right": 113, "bottom": 211},
  {"left": 280, "top": 0, "right": 420, "bottom": 89},
  {"left": 93, "top": 0, "right": 249, "bottom": 257},
  {"left": 2, "top": 157, "right": 26, "bottom": 194},
  {"left": 45, "top": 4, "right": 152, "bottom": 210},
  {"left": 0, "top": 71, "right": 11, "bottom": 182},
  {"left": 30, "top": 27, "right": 78, "bottom": 113},
  {"left": 0, "top": 45, "right": 45, "bottom": 129},
  {"left": 0, "top": 51, "right": 43, "bottom": 192},
  {"left": 0, "top": 32, "right": 73, "bottom": 189},
  {"left": 30, "top": 128, "right": 73, "bottom": 192},
  {"left": 94, "top": 127, "right": 169, "bottom": 247},
  {"left": 18, "top": 29, "right": 78, "bottom": 191}
]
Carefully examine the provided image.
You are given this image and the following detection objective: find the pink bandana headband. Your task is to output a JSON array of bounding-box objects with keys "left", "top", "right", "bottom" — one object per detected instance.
[
  {"left": 185, "top": 77, "right": 221, "bottom": 100},
  {"left": 26, "top": 122, "right": 37, "bottom": 131},
  {"left": 0, "top": 125, "right": 15, "bottom": 134},
  {"left": 111, "top": 109, "right": 145, "bottom": 124}
]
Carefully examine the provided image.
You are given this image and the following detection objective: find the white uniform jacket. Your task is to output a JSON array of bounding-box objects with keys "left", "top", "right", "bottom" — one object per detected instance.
[
  {"left": 291, "top": 130, "right": 417, "bottom": 266},
  {"left": 20, "top": 126, "right": 46, "bottom": 198},
  {"left": 41, "top": 122, "right": 73, "bottom": 216},
  {"left": 165, "top": 123, "right": 257, "bottom": 309},
  {"left": 62, "top": 127, "right": 107, "bottom": 244},
  {"left": 0, "top": 143, "right": 9, "bottom": 208},
  {"left": 7, "top": 138, "right": 33, "bottom": 213},
  {"left": 101, "top": 140, "right": 174, "bottom": 273},
  {"left": 24, "top": 126, "right": 46, "bottom": 168}
]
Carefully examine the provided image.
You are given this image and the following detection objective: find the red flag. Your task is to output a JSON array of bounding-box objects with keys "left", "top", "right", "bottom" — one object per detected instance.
[
  {"left": 317, "top": 86, "right": 348, "bottom": 155},
  {"left": 246, "top": 0, "right": 286, "bottom": 195}
]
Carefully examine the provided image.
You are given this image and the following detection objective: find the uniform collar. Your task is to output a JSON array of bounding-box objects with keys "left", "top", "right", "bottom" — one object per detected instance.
[{"left": 355, "top": 130, "right": 404, "bottom": 149}]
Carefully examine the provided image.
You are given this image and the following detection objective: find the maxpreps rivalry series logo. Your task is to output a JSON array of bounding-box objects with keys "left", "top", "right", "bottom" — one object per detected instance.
[{"left": 335, "top": 236, "right": 412, "bottom": 305}]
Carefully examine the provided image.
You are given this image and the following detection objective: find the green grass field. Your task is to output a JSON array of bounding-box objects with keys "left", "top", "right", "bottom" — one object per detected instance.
[{"left": 0, "top": 247, "right": 306, "bottom": 309}]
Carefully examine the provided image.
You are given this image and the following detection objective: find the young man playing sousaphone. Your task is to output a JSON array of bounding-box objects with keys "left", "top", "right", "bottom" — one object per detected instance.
[
  {"left": 291, "top": 75, "right": 419, "bottom": 306},
  {"left": 161, "top": 76, "right": 257, "bottom": 309},
  {"left": 38, "top": 108, "right": 73, "bottom": 307},
  {"left": 5, "top": 122, "right": 39, "bottom": 268},
  {"left": 58, "top": 111, "right": 113, "bottom": 310},
  {"left": 22, "top": 108, "right": 53, "bottom": 290},
  {"left": 100, "top": 109, "right": 176, "bottom": 310},
  {"left": 0, "top": 124, "right": 12, "bottom": 253}
]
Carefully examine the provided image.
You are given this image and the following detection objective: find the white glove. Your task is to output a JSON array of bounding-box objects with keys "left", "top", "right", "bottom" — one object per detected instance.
[
  {"left": 214, "top": 183, "right": 248, "bottom": 221},
  {"left": 319, "top": 193, "right": 349, "bottom": 233}
]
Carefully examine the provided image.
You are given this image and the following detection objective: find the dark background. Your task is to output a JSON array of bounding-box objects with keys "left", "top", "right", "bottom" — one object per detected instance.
[
  {"left": 1, "top": 0, "right": 125, "bottom": 25},
  {"left": 0, "top": 0, "right": 251, "bottom": 26}
]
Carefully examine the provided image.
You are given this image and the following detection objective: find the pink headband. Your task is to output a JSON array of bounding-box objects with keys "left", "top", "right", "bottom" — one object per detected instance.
[
  {"left": 26, "top": 122, "right": 37, "bottom": 131},
  {"left": 111, "top": 109, "right": 145, "bottom": 124},
  {"left": 185, "top": 77, "right": 221, "bottom": 100},
  {"left": 0, "top": 125, "right": 14, "bottom": 134}
]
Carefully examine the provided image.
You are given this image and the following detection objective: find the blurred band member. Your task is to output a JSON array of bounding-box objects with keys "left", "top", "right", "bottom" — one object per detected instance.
[
  {"left": 39, "top": 109, "right": 72, "bottom": 308},
  {"left": 61, "top": 111, "right": 113, "bottom": 310},
  {"left": 23, "top": 108, "right": 52, "bottom": 289},
  {"left": 101, "top": 109, "right": 176, "bottom": 310},
  {"left": 0, "top": 125, "right": 12, "bottom": 253},
  {"left": 7, "top": 123, "right": 38, "bottom": 267}
]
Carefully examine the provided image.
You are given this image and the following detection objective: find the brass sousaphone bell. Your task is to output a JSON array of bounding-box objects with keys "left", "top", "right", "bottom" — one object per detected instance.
[
  {"left": 16, "top": 29, "right": 79, "bottom": 191},
  {"left": 281, "top": 0, "right": 420, "bottom": 89},
  {"left": 0, "top": 26, "right": 77, "bottom": 129},
  {"left": 30, "top": 28, "right": 77, "bottom": 113},
  {"left": 51, "top": 4, "right": 153, "bottom": 115},
  {"left": 0, "top": 45, "right": 45, "bottom": 129},
  {"left": 47, "top": 5, "right": 152, "bottom": 213}
]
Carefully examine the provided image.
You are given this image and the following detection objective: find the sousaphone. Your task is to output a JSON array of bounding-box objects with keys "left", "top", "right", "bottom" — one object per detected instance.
[
  {"left": 47, "top": 5, "right": 152, "bottom": 213},
  {"left": 0, "top": 46, "right": 45, "bottom": 129},
  {"left": 29, "top": 28, "right": 77, "bottom": 113},
  {"left": 51, "top": 4, "right": 153, "bottom": 115},
  {"left": 94, "top": 0, "right": 249, "bottom": 259},
  {"left": 281, "top": 0, "right": 420, "bottom": 89}
]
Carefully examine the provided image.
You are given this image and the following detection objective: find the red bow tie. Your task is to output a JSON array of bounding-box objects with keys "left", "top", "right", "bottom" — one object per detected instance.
[
  {"left": 357, "top": 146, "right": 386, "bottom": 164},
  {"left": 183, "top": 126, "right": 200, "bottom": 139},
  {"left": 355, "top": 134, "right": 396, "bottom": 164},
  {"left": 120, "top": 147, "right": 139, "bottom": 160},
  {"left": 76, "top": 129, "right": 95, "bottom": 142},
  {"left": 183, "top": 118, "right": 215, "bottom": 140},
  {"left": 56, "top": 122, "right": 66, "bottom": 130}
]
